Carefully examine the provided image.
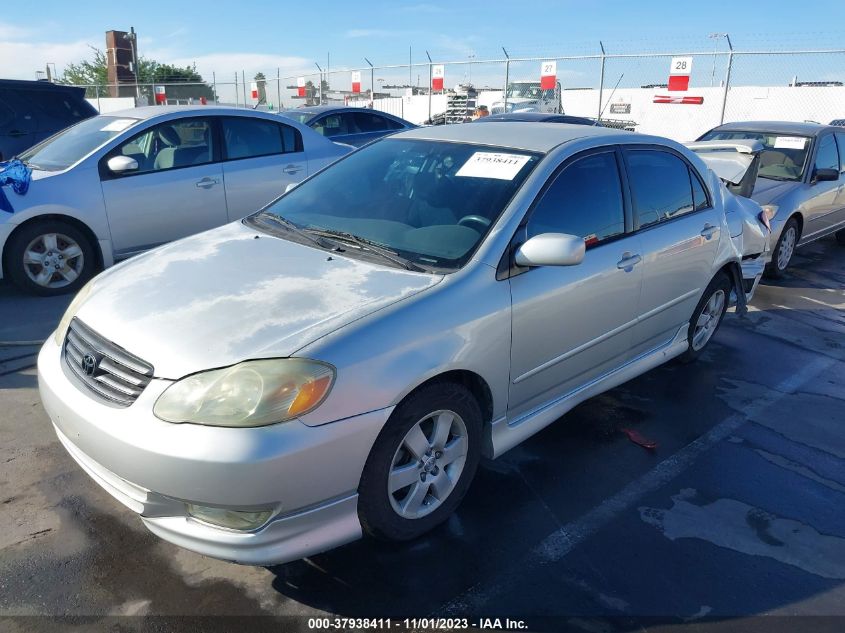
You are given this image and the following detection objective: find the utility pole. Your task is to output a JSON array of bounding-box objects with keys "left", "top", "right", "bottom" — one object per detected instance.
[
  {"left": 409, "top": 47, "right": 412, "bottom": 89},
  {"left": 315, "top": 62, "right": 323, "bottom": 105},
  {"left": 502, "top": 47, "right": 510, "bottom": 110},
  {"left": 364, "top": 57, "right": 374, "bottom": 107}
]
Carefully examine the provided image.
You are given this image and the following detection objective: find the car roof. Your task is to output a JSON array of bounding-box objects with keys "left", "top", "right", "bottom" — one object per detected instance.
[
  {"left": 712, "top": 120, "right": 834, "bottom": 136},
  {"left": 280, "top": 105, "right": 404, "bottom": 118},
  {"left": 102, "top": 105, "right": 282, "bottom": 120},
  {"left": 391, "top": 122, "right": 630, "bottom": 152},
  {"left": 478, "top": 112, "right": 597, "bottom": 125}
]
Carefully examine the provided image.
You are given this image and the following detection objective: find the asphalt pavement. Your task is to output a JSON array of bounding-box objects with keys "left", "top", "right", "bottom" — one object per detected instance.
[{"left": 1, "top": 237, "right": 843, "bottom": 633}]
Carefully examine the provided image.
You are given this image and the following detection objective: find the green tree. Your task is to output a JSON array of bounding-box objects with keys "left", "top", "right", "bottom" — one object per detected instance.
[{"left": 59, "top": 47, "right": 216, "bottom": 102}]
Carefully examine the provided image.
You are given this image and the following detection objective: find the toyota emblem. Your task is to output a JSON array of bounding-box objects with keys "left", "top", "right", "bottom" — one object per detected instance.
[{"left": 81, "top": 353, "right": 99, "bottom": 376}]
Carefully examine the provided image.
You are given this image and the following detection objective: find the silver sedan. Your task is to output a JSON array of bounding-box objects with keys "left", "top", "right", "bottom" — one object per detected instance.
[
  {"left": 39, "top": 122, "right": 767, "bottom": 565},
  {"left": 2, "top": 106, "right": 350, "bottom": 295}
]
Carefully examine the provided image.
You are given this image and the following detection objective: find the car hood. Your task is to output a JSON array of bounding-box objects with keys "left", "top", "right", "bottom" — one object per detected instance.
[
  {"left": 74, "top": 221, "right": 443, "bottom": 379},
  {"left": 751, "top": 177, "right": 798, "bottom": 205}
]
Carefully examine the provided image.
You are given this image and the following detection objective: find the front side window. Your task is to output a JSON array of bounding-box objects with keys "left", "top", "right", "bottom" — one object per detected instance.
[
  {"left": 527, "top": 151, "right": 625, "bottom": 246},
  {"left": 698, "top": 130, "right": 811, "bottom": 182},
  {"left": 312, "top": 114, "right": 353, "bottom": 137},
  {"left": 256, "top": 139, "right": 540, "bottom": 270},
  {"left": 836, "top": 133, "right": 845, "bottom": 172},
  {"left": 814, "top": 134, "right": 839, "bottom": 174},
  {"left": 354, "top": 112, "right": 400, "bottom": 132},
  {"left": 626, "top": 149, "right": 695, "bottom": 229},
  {"left": 114, "top": 117, "right": 214, "bottom": 174},
  {"left": 222, "top": 117, "right": 300, "bottom": 160},
  {"left": 19, "top": 115, "right": 140, "bottom": 171}
]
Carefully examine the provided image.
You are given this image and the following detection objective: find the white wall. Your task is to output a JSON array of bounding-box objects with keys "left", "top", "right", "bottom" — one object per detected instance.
[
  {"left": 85, "top": 97, "right": 137, "bottom": 113},
  {"left": 376, "top": 85, "right": 845, "bottom": 142}
]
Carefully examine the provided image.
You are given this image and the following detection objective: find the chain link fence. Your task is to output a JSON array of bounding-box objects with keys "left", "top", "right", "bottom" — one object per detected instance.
[{"left": 68, "top": 45, "right": 845, "bottom": 141}]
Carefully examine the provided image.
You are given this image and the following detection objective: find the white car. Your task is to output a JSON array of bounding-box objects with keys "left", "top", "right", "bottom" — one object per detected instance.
[{"left": 1, "top": 106, "right": 350, "bottom": 295}]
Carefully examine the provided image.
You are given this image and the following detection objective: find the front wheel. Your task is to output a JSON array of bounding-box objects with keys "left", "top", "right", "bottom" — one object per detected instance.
[
  {"left": 679, "top": 273, "right": 731, "bottom": 363},
  {"left": 358, "top": 382, "right": 482, "bottom": 541},
  {"left": 5, "top": 221, "right": 96, "bottom": 296},
  {"left": 766, "top": 217, "right": 799, "bottom": 279}
]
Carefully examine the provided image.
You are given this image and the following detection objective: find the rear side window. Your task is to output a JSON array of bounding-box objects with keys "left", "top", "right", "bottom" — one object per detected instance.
[
  {"left": 223, "top": 118, "right": 300, "bottom": 159},
  {"left": 689, "top": 168, "right": 710, "bottom": 211},
  {"left": 354, "top": 111, "right": 402, "bottom": 132},
  {"left": 528, "top": 151, "right": 625, "bottom": 247},
  {"left": 814, "top": 134, "right": 839, "bottom": 172},
  {"left": 626, "top": 149, "right": 695, "bottom": 228}
]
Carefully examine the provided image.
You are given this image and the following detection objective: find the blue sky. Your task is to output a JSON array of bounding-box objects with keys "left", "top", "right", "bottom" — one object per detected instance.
[{"left": 2, "top": 0, "right": 845, "bottom": 83}]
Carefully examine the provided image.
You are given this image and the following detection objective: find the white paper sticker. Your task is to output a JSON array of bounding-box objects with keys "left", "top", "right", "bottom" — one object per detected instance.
[
  {"left": 773, "top": 136, "right": 807, "bottom": 149},
  {"left": 100, "top": 119, "right": 136, "bottom": 132},
  {"left": 456, "top": 152, "right": 531, "bottom": 180}
]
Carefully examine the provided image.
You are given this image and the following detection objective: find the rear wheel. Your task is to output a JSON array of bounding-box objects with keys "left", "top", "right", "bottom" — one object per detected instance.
[
  {"left": 5, "top": 221, "right": 96, "bottom": 296},
  {"left": 358, "top": 382, "right": 482, "bottom": 541},
  {"left": 679, "top": 272, "right": 731, "bottom": 363},
  {"left": 766, "top": 217, "right": 799, "bottom": 279}
]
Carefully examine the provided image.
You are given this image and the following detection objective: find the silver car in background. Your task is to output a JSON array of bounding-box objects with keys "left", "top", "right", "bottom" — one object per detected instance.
[
  {"left": 698, "top": 121, "right": 845, "bottom": 277},
  {"left": 1, "top": 106, "right": 350, "bottom": 295},
  {"left": 39, "top": 123, "right": 767, "bottom": 566}
]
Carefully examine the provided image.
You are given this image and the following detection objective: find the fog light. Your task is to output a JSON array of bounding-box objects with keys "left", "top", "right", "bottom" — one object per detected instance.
[{"left": 186, "top": 504, "right": 273, "bottom": 531}]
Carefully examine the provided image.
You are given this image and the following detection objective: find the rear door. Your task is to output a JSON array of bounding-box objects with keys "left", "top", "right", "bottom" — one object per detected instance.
[
  {"left": 100, "top": 116, "right": 227, "bottom": 256},
  {"left": 220, "top": 116, "right": 307, "bottom": 219},
  {"left": 508, "top": 148, "right": 644, "bottom": 418},
  {"left": 623, "top": 146, "right": 722, "bottom": 357}
]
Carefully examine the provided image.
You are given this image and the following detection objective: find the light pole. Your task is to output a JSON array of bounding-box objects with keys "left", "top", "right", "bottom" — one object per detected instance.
[
  {"left": 708, "top": 33, "right": 727, "bottom": 88},
  {"left": 314, "top": 62, "right": 323, "bottom": 105}
]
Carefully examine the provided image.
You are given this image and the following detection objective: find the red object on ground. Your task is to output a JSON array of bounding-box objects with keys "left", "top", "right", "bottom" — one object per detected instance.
[
  {"left": 653, "top": 95, "right": 704, "bottom": 105},
  {"left": 621, "top": 428, "right": 658, "bottom": 450}
]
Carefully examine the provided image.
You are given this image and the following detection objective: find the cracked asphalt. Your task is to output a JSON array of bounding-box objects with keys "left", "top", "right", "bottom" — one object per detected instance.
[{"left": 1, "top": 237, "right": 844, "bottom": 632}]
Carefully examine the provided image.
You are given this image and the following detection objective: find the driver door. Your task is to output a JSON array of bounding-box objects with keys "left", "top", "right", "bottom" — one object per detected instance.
[
  {"left": 100, "top": 117, "right": 228, "bottom": 256},
  {"left": 508, "top": 148, "right": 643, "bottom": 419}
]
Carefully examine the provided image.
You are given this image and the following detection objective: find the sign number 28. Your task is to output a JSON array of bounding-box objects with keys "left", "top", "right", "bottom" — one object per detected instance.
[{"left": 670, "top": 57, "right": 693, "bottom": 76}]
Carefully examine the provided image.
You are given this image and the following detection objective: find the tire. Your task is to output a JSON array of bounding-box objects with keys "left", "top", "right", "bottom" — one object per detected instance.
[
  {"left": 835, "top": 229, "right": 845, "bottom": 246},
  {"left": 765, "top": 217, "right": 800, "bottom": 279},
  {"left": 678, "top": 272, "right": 732, "bottom": 363},
  {"left": 358, "top": 382, "right": 482, "bottom": 541},
  {"left": 5, "top": 220, "right": 96, "bottom": 296}
]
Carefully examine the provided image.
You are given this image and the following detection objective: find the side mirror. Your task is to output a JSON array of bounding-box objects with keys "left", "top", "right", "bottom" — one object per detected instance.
[
  {"left": 813, "top": 167, "right": 839, "bottom": 183},
  {"left": 514, "top": 233, "right": 586, "bottom": 267},
  {"left": 107, "top": 155, "right": 139, "bottom": 174},
  {"left": 285, "top": 182, "right": 297, "bottom": 193}
]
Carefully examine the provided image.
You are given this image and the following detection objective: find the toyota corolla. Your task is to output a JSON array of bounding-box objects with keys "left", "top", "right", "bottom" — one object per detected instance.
[{"left": 38, "top": 123, "right": 767, "bottom": 565}]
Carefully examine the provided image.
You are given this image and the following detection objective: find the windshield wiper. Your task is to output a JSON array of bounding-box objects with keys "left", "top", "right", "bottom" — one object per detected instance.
[
  {"left": 304, "top": 227, "right": 427, "bottom": 272},
  {"left": 252, "top": 212, "right": 332, "bottom": 249}
]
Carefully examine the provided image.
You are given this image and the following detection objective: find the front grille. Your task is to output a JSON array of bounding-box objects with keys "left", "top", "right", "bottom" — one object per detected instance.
[{"left": 63, "top": 318, "right": 154, "bottom": 407}]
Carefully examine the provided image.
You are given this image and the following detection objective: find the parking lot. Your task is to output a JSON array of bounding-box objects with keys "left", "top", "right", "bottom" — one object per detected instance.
[{"left": 0, "top": 235, "right": 843, "bottom": 631}]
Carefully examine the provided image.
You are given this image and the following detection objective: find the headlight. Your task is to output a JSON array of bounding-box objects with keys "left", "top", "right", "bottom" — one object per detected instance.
[
  {"left": 53, "top": 279, "right": 95, "bottom": 345},
  {"left": 761, "top": 204, "right": 779, "bottom": 220},
  {"left": 153, "top": 359, "right": 335, "bottom": 428}
]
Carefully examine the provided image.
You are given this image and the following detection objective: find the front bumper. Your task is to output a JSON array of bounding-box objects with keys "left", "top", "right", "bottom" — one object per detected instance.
[
  {"left": 0, "top": 219, "right": 16, "bottom": 280},
  {"left": 38, "top": 337, "right": 393, "bottom": 565}
]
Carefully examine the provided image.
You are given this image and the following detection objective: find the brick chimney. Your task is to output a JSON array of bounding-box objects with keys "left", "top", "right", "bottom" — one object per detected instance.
[{"left": 105, "top": 30, "right": 137, "bottom": 97}]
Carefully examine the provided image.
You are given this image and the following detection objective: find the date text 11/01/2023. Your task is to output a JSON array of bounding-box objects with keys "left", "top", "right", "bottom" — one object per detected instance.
[{"left": 307, "top": 617, "right": 529, "bottom": 630}]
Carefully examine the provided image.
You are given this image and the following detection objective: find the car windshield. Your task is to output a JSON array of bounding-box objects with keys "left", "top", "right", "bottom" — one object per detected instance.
[
  {"left": 254, "top": 138, "right": 541, "bottom": 271},
  {"left": 698, "top": 130, "right": 811, "bottom": 181},
  {"left": 279, "top": 110, "right": 316, "bottom": 125},
  {"left": 17, "top": 115, "right": 140, "bottom": 171},
  {"left": 506, "top": 84, "right": 542, "bottom": 99}
]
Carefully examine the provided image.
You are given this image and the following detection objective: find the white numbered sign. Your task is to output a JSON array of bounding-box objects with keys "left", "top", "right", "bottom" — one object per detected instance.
[{"left": 670, "top": 57, "right": 693, "bottom": 76}]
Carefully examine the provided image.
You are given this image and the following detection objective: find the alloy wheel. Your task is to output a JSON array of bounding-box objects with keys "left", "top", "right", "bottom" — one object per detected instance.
[
  {"left": 387, "top": 409, "right": 468, "bottom": 520},
  {"left": 777, "top": 226, "right": 796, "bottom": 271},
  {"left": 22, "top": 233, "right": 85, "bottom": 290},
  {"left": 691, "top": 289, "right": 726, "bottom": 351}
]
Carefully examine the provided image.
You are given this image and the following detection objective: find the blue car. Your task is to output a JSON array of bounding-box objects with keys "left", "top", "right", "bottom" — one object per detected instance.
[{"left": 279, "top": 106, "right": 415, "bottom": 147}]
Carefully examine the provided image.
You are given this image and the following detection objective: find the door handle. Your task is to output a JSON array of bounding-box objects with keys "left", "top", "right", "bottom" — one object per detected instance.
[
  {"left": 195, "top": 177, "right": 219, "bottom": 189},
  {"left": 283, "top": 164, "right": 303, "bottom": 175},
  {"left": 7, "top": 130, "right": 27, "bottom": 137},
  {"left": 616, "top": 253, "right": 642, "bottom": 271},
  {"left": 700, "top": 224, "right": 719, "bottom": 240}
]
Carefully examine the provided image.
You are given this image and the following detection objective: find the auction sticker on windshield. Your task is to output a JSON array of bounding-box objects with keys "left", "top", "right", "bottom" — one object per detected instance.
[
  {"left": 773, "top": 136, "right": 807, "bottom": 149},
  {"left": 456, "top": 152, "right": 532, "bottom": 180},
  {"left": 100, "top": 119, "right": 137, "bottom": 132}
]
